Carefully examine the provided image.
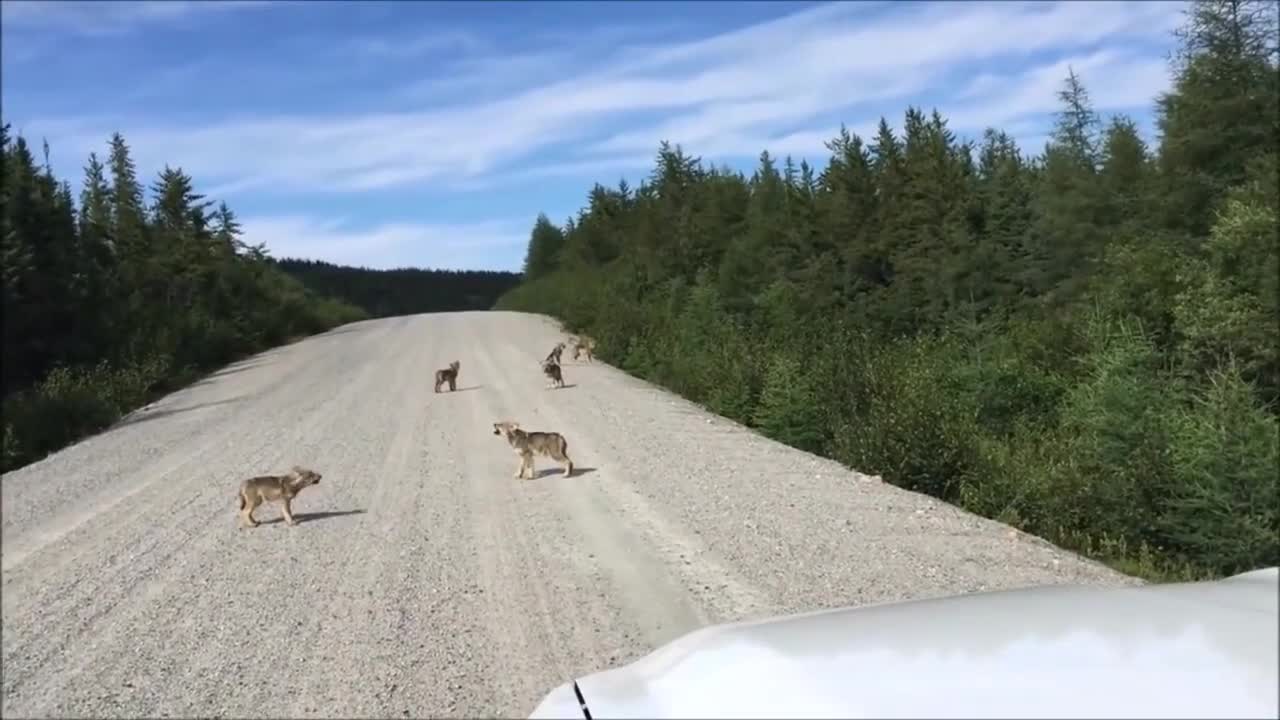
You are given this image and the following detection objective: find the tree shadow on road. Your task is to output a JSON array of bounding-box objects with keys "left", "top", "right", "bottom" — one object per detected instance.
[
  {"left": 201, "top": 359, "right": 269, "bottom": 380},
  {"left": 318, "top": 325, "right": 371, "bottom": 338},
  {"left": 258, "top": 509, "right": 367, "bottom": 526},
  {"left": 116, "top": 396, "right": 248, "bottom": 428}
]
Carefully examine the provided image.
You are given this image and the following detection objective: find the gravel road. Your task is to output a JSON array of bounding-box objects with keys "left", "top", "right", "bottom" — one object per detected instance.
[{"left": 1, "top": 311, "right": 1138, "bottom": 719}]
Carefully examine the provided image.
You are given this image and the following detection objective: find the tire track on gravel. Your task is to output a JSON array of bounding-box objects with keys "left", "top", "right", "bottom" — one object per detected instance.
[
  {"left": 284, "top": 315, "right": 459, "bottom": 719},
  {"left": 483, "top": 337, "right": 775, "bottom": 639},
  {"left": 459, "top": 327, "right": 590, "bottom": 718}
]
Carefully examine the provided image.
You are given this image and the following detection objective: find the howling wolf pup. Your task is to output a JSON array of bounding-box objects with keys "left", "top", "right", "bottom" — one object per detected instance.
[
  {"left": 237, "top": 466, "right": 323, "bottom": 528},
  {"left": 491, "top": 421, "right": 574, "bottom": 479}
]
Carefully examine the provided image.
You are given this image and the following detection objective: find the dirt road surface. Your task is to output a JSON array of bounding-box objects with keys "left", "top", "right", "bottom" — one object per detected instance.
[{"left": 1, "top": 311, "right": 1138, "bottom": 719}]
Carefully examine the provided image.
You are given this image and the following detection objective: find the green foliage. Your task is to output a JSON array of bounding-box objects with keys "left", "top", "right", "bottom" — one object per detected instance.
[
  {"left": 1172, "top": 194, "right": 1280, "bottom": 404},
  {"left": 2, "top": 356, "right": 170, "bottom": 467},
  {"left": 829, "top": 335, "right": 986, "bottom": 501},
  {"left": 753, "top": 351, "right": 825, "bottom": 453},
  {"left": 1160, "top": 363, "right": 1279, "bottom": 574},
  {"left": 494, "top": 1, "right": 1278, "bottom": 581},
  {"left": 1156, "top": 0, "right": 1280, "bottom": 236},
  {"left": 665, "top": 279, "right": 755, "bottom": 412},
  {"left": 0, "top": 126, "right": 368, "bottom": 473},
  {"left": 1042, "top": 317, "right": 1179, "bottom": 547},
  {"left": 522, "top": 213, "right": 567, "bottom": 280}
]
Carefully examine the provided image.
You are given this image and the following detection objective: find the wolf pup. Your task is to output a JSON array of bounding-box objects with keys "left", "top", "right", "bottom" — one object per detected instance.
[
  {"left": 544, "top": 342, "right": 566, "bottom": 366},
  {"left": 571, "top": 336, "right": 596, "bottom": 363},
  {"left": 542, "top": 358, "right": 566, "bottom": 389},
  {"left": 434, "top": 360, "right": 461, "bottom": 393},
  {"left": 237, "top": 466, "right": 322, "bottom": 528},
  {"left": 492, "top": 421, "right": 574, "bottom": 479}
]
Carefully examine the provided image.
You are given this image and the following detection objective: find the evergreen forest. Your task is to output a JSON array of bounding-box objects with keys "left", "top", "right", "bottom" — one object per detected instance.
[
  {"left": 497, "top": 0, "right": 1280, "bottom": 580},
  {"left": 1, "top": 133, "right": 512, "bottom": 471},
  {"left": 274, "top": 258, "right": 520, "bottom": 319}
]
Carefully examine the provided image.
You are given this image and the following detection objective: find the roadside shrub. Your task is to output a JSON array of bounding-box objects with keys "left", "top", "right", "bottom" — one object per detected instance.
[
  {"left": 1173, "top": 197, "right": 1280, "bottom": 405},
  {"left": 1, "top": 355, "right": 170, "bottom": 472},
  {"left": 949, "top": 328, "right": 1071, "bottom": 438},
  {"left": 753, "top": 350, "right": 825, "bottom": 453},
  {"left": 2, "top": 423, "right": 21, "bottom": 470},
  {"left": 1031, "top": 316, "right": 1178, "bottom": 550},
  {"left": 1158, "top": 362, "right": 1279, "bottom": 574},
  {"left": 829, "top": 335, "right": 986, "bottom": 501}
]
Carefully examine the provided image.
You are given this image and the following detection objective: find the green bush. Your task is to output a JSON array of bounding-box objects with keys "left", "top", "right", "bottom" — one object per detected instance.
[
  {"left": 1034, "top": 317, "right": 1177, "bottom": 546},
  {"left": 1173, "top": 196, "right": 1280, "bottom": 405},
  {"left": 1, "top": 356, "right": 170, "bottom": 472},
  {"left": 753, "top": 350, "right": 825, "bottom": 453},
  {"left": 829, "top": 336, "right": 987, "bottom": 501},
  {"left": 949, "top": 330, "right": 1070, "bottom": 438},
  {"left": 1158, "top": 362, "right": 1279, "bottom": 574}
]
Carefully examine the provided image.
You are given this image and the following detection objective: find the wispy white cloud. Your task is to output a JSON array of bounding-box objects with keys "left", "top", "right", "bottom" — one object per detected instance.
[
  {"left": 451, "top": 154, "right": 658, "bottom": 192},
  {"left": 17, "top": 1, "right": 1184, "bottom": 199},
  {"left": 240, "top": 215, "right": 530, "bottom": 271},
  {"left": 397, "top": 47, "right": 576, "bottom": 104},
  {"left": 5, "top": 1, "right": 1190, "bottom": 271},
  {"left": 0, "top": 0, "right": 272, "bottom": 36},
  {"left": 344, "top": 29, "right": 487, "bottom": 61}
]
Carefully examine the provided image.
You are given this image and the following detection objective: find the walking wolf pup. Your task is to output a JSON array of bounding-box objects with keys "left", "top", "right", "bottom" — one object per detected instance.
[
  {"left": 237, "top": 466, "right": 322, "bottom": 528},
  {"left": 492, "top": 421, "right": 574, "bottom": 479}
]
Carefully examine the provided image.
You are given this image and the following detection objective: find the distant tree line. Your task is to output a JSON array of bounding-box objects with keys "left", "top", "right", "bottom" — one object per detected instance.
[
  {"left": 497, "top": 0, "right": 1279, "bottom": 580},
  {"left": 274, "top": 258, "right": 521, "bottom": 318},
  {"left": 1, "top": 127, "right": 367, "bottom": 472}
]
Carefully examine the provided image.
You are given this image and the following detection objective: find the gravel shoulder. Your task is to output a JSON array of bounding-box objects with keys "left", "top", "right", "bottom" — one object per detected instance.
[{"left": 1, "top": 311, "right": 1138, "bottom": 719}]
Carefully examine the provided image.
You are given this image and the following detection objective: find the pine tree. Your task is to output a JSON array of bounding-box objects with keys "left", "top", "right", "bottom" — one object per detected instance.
[
  {"left": 1, "top": 125, "right": 34, "bottom": 393},
  {"left": 973, "top": 128, "right": 1034, "bottom": 312},
  {"left": 1155, "top": 0, "right": 1280, "bottom": 236},
  {"left": 718, "top": 150, "right": 785, "bottom": 312},
  {"left": 753, "top": 350, "right": 825, "bottom": 453},
  {"left": 1097, "top": 115, "right": 1152, "bottom": 230},
  {"left": 107, "top": 132, "right": 147, "bottom": 258},
  {"left": 1028, "top": 70, "right": 1108, "bottom": 305},
  {"left": 522, "top": 213, "right": 566, "bottom": 280},
  {"left": 820, "top": 125, "right": 881, "bottom": 304}
]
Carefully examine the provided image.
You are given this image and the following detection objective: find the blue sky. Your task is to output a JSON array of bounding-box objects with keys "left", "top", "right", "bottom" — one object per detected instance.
[{"left": 1, "top": 0, "right": 1187, "bottom": 272}]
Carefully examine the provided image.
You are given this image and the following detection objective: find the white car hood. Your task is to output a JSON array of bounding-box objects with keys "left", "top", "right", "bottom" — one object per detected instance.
[{"left": 530, "top": 568, "right": 1279, "bottom": 719}]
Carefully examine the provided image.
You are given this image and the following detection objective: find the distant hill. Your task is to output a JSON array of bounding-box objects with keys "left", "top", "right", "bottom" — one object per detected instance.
[{"left": 273, "top": 258, "right": 522, "bottom": 318}]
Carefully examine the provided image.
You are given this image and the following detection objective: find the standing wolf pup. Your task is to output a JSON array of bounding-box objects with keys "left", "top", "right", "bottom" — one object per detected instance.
[
  {"left": 237, "top": 466, "right": 322, "bottom": 528},
  {"left": 542, "top": 358, "right": 566, "bottom": 389},
  {"left": 492, "top": 421, "right": 574, "bottom": 479},
  {"left": 434, "top": 360, "right": 461, "bottom": 393},
  {"left": 570, "top": 336, "right": 595, "bottom": 363},
  {"left": 544, "top": 342, "right": 566, "bottom": 366}
]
